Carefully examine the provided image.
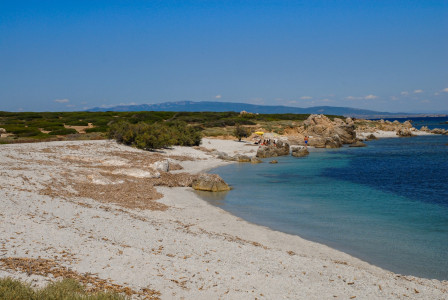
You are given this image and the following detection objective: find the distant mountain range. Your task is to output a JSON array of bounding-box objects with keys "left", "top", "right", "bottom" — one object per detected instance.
[{"left": 87, "top": 101, "right": 445, "bottom": 119}]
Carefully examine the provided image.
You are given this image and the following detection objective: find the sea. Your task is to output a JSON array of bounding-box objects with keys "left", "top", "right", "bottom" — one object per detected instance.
[{"left": 197, "top": 117, "right": 448, "bottom": 280}]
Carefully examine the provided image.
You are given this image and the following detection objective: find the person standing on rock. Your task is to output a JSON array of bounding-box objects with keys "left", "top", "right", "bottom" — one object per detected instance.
[{"left": 304, "top": 136, "right": 309, "bottom": 148}]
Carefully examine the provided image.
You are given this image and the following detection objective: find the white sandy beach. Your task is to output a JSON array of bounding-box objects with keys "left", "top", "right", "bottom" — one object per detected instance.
[{"left": 0, "top": 138, "right": 447, "bottom": 299}]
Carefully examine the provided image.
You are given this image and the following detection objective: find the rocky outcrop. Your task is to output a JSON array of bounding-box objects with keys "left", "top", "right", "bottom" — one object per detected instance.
[
  {"left": 366, "top": 134, "right": 377, "bottom": 140},
  {"left": 250, "top": 157, "right": 263, "bottom": 164},
  {"left": 269, "top": 160, "right": 278, "bottom": 164},
  {"left": 291, "top": 146, "right": 309, "bottom": 157},
  {"left": 302, "top": 114, "right": 357, "bottom": 148},
  {"left": 0, "top": 128, "right": 6, "bottom": 134},
  {"left": 192, "top": 174, "right": 230, "bottom": 192},
  {"left": 431, "top": 128, "right": 448, "bottom": 135},
  {"left": 256, "top": 141, "right": 290, "bottom": 158},
  {"left": 420, "top": 126, "right": 430, "bottom": 132},
  {"left": 349, "top": 141, "right": 367, "bottom": 147},
  {"left": 396, "top": 128, "right": 413, "bottom": 137},
  {"left": 334, "top": 125, "right": 356, "bottom": 144},
  {"left": 215, "top": 151, "right": 235, "bottom": 161},
  {"left": 236, "top": 155, "right": 251, "bottom": 162},
  {"left": 403, "top": 121, "right": 413, "bottom": 128}
]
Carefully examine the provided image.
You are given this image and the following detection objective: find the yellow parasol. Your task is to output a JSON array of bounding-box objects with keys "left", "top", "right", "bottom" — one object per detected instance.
[{"left": 255, "top": 131, "right": 264, "bottom": 135}]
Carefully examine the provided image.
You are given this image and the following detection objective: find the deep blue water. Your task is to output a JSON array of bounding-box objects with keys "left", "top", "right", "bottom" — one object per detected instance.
[
  {"left": 198, "top": 118, "right": 448, "bottom": 280},
  {"left": 375, "top": 116, "right": 448, "bottom": 130}
]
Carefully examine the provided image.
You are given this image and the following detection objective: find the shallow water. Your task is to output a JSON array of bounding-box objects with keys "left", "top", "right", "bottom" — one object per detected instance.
[{"left": 198, "top": 133, "right": 448, "bottom": 280}]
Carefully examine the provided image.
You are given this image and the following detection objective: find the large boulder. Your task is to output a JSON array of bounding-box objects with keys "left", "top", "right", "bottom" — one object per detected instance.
[
  {"left": 366, "top": 134, "right": 377, "bottom": 140},
  {"left": 403, "top": 121, "right": 413, "bottom": 128},
  {"left": 236, "top": 155, "right": 251, "bottom": 162},
  {"left": 396, "top": 128, "right": 413, "bottom": 137},
  {"left": 0, "top": 128, "right": 6, "bottom": 134},
  {"left": 431, "top": 128, "right": 446, "bottom": 135},
  {"left": 325, "top": 136, "right": 343, "bottom": 148},
  {"left": 150, "top": 160, "right": 170, "bottom": 172},
  {"left": 256, "top": 140, "right": 290, "bottom": 158},
  {"left": 291, "top": 146, "right": 309, "bottom": 157},
  {"left": 334, "top": 124, "right": 357, "bottom": 144},
  {"left": 349, "top": 141, "right": 367, "bottom": 147},
  {"left": 192, "top": 174, "right": 230, "bottom": 192},
  {"left": 251, "top": 157, "right": 263, "bottom": 164}
]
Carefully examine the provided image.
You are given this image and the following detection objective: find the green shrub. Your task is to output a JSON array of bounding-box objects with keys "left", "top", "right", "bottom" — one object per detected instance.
[
  {"left": 85, "top": 126, "right": 108, "bottom": 133},
  {"left": 109, "top": 121, "right": 201, "bottom": 150},
  {"left": 49, "top": 128, "right": 78, "bottom": 135},
  {"left": 233, "top": 124, "right": 250, "bottom": 141}
]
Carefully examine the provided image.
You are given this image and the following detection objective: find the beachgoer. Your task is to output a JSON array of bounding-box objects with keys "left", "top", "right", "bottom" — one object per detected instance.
[{"left": 304, "top": 136, "right": 309, "bottom": 147}]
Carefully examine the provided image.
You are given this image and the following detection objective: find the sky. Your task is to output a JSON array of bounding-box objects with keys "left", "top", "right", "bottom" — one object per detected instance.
[{"left": 0, "top": 0, "right": 447, "bottom": 113}]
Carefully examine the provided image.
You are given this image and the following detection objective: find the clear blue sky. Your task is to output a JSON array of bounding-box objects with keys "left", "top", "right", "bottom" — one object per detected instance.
[{"left": 1, "top": 0, "right": 447, "bottom": 113}]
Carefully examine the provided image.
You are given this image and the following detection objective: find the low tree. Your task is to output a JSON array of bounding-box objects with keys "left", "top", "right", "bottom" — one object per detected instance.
[
  {"left": 234, "top": 123, "right": 250, "bottom": 141},
  {"left": 108, "top": 120, "right": 202, "bottom": 150}
]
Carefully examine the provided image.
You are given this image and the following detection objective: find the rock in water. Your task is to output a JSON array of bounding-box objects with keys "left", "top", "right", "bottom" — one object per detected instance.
[
  {"left": 349, "top": 141, "right": 367, "bottom": 147},
  {"left": 250, "top": 157, "right": 263, "bottom": 164},
  {"left": 396, "top": 128, "right": 413, "bottom": 137},
  {"left": 256, "top": 141, "right": 290, "bottom": 158},
  {"left": 236, "top": 155, "right": 251, "bottom": 162},
  {"left": 291, "top": 146, "right": 309, "bottom": 157},
  {"left": 431, "top": 128, "right": 447, "bottom": 135},
  {"left": 192, "top": 174, "right": 230, "bottom": 192},
  {"left": 269, "top": 160, "right": 278, "bottom": 164},
  {"left": 366, "top": 134, "right": 377, "bottom": 140}
]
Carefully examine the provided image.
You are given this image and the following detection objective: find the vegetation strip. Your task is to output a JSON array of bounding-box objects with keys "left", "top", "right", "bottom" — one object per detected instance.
[{"left": 0, "top": 257, "right": 160, "bottom": 299}]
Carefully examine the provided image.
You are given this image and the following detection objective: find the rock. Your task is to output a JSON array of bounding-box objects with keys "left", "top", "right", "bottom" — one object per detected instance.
[
  {"left": 192, "top": 174, "right": 230, "bottom": 192},
  {"left": 216, "top": 152, "right": 235, "bottom": 161},
  {"left": 269, "top": 160, "right": 278, "bottom": 164},
  {"left": 307, "top": 137, "right": 326, "bottom": 148},
  {"left": 256, "top": 141, "right": 290, "bottom": 158},
  {"left": 251, "top": 157, "right": 263, "bottom": 164},
  {"left": 431, "top": 128, "right": 446, "bottom": 135},
  {"left": 236, "top": 155, "right": 251, "bottom": 162},
  {"left": 291, "top": 146, "right": 309, "bottom": 157},
  {"left": 403, "top": 121, "right": 413, "bottom": 128},
  {"left": 334, "top": 125, "right": 356, "bottom": 144},
  {"left": 366, "top": 134, "right": 377, "bottom": 140},
  {"left": 0, "top": 128, "right": 6, "bottom": 134},
  {"left": 150, "top": 160, "right": 170, "bottom": 172},
  {"left": 333, "top": 118, "right": 346, "bottom": 126},
  {"left": 349, "top": 141, "right": 367, "bottom": 147},
  {"left": 325, "top": 136, "right": 343, "bottom": 148},
  {"left": 420, "top": 126, "right": 430, "bottom": 132},
  {"left": 396, "top": 128, "right": 413, "bottom": 137}
]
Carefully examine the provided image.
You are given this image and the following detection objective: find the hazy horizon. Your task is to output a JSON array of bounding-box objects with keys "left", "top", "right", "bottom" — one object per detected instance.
[{"left": 1, "top": 1, "right": 447, "bottom": 113}]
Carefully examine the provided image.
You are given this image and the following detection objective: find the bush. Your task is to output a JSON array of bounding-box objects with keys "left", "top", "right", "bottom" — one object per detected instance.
[
  {"left": 85, "top": 126, "right": 108, "bottom": 133},
  {"left": 234, "top": 124, "right": 250, "bottom": 141},
  {"left": 49, "top": 128, "right": 78, "bottom": 135},
  {"left": 109, "top": 121, "right": 202, "bottom": 150}
]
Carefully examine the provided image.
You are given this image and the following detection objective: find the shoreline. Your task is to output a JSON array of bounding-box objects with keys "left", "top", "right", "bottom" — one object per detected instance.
[{"left": 0, "top": 138, "right": 447, "bottom": 299}]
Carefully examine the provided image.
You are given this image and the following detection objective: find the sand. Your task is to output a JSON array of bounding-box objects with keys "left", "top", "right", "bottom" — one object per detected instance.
[{"left": 0, "top": 138, "right": 447, "bottom": 299}]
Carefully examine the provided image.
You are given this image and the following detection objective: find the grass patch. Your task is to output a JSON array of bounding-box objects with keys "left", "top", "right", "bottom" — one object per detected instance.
[{"left": 0, "top": 277, "right": 127, "bottom": 300}]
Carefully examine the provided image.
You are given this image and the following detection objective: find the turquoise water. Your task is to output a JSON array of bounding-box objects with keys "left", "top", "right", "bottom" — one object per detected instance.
[{"left": 198, "top": 132, "right": 448, "bottom": 280}]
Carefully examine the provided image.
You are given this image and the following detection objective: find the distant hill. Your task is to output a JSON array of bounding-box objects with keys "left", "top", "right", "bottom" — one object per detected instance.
[{"left": 87, "top": 101, "right": 434, "bottom": 118}]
